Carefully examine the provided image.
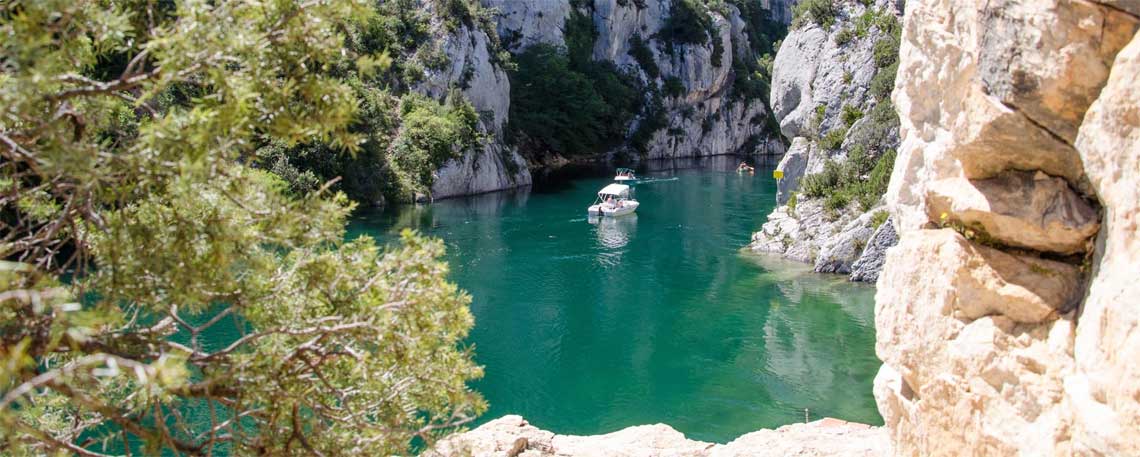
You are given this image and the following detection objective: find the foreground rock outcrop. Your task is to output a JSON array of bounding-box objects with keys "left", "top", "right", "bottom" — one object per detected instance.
[
  {"left": 428, "top": 415, "right": 889, "bottom": 456},
  {"left": 751, "top": 0, "right": 903, "bottom": 282},
  {"left": 875, "top": 0, "right": 1140, "bottom": 455}
]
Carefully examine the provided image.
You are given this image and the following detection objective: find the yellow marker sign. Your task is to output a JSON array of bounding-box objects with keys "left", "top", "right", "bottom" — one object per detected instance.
[{"left": 773, "top": 170, "right": 784, "bottom": 180}]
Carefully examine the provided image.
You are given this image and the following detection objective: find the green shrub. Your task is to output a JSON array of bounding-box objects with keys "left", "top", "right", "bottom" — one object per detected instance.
[
  {"left": 799, "top": 146, "right": 895, "bottom": 216},
  {"left": 870, "top": 61, "right": 898, "bottom": 100},
  {"left": 873, "top": 36, "right": 899, "bottom": 68},
  {"left": 711, "top": 29, "right": 725, "bottom": 67},
  {"left": 841, "top": 104, "right": 864, "bottom": 127},
  {"left": 835, "top": 27, "right": 854, "bottom": 45},
  {"left": 824, "top": 191, "right": 851, "bottom": 215},
  {"left": 628, "top": 34, "right": 660, "bottom": 78},
  {"left": 875, "top": 10, "right": 902, "bottom": 37},
  {"left": 660, "top": 0, "right": 712, "bottom": 46},
  {"left": 854, "top": 10, "right": 874, "bottom": 37},
  {"left": 508, "top": 43, "right": 642, "bottom": 158},
  {"left": 631, "top": 90, "right": 667, "bottom": 154},
  {"left": 565, "top": 10, "right": 597, "bottom": 66},
  {"left": 819, "top": 126, "right": 848, "bottom": 150},
  {"left": 860, "top": 148, "right": 896, "bottom": 210},
  {"left": 792, "top": 0, "right": 838, "bottom": 29},
  {"left": 862, "top": 99, "right": 900, "bottom": 147},
  {"left": 391, "top": 92, "right": 480, "bottom": 191},
  {"left": 812, "top": 103, "right": 827, "bottom": 133},
  {"left": 787, "top": 192, "right": 799, "bottom": 215},
  {"left": 871, "top": 210, "right": 890, "bottom": 229},
  {"left": 801, "top": 159, "right": 844, "bottom": 198},
  {"left": 664, "top": 76, "right": 687, "bottom": 98}
]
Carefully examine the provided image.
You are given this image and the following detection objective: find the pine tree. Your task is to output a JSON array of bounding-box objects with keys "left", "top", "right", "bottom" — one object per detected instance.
[{"left": 0, "top": 1, "right": 485, "bottom": 454}]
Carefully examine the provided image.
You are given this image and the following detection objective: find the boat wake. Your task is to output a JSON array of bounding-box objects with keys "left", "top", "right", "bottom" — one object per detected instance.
[{"left": 631, "top": 177, "right": 679, "bottom": 185}]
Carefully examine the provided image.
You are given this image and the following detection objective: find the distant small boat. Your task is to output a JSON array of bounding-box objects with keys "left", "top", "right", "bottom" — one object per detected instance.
[
  {"left": 614, "top": 167, "right": 637, "bottom": 182},
  {"left": 587, "top": 183, "right": 639, "bottom": 217}
]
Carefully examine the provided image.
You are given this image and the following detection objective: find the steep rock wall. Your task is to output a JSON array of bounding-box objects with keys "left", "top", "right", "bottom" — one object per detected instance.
[
  {"left": 875, "top": 0, "right": 1140, "bottom": 455},
  {"left": 419, "top": 13, "right": 532, "bottom": 200},
  {"left": 750, "top": 0, "right": 903, "bottom": 282},
  {"left": 484, "top": 0, "right": 791, "bottom": 161}
]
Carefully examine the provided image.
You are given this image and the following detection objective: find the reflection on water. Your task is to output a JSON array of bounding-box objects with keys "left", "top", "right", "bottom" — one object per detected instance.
[
  {"left": 347, "top": 156, "right": 881, "bottom": 443},
  {"left": 589, "top": 214, "right": 637, "bottom": 250}
]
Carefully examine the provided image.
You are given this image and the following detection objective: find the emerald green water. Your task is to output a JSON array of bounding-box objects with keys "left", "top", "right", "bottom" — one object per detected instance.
[{"left": 348, "top": 156, "right": 882, "bottom": 443}]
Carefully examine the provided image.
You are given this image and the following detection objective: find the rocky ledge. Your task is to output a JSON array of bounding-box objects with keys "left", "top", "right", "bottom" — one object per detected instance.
[
  {"left": 426, "top": 415, "right": 888, "bottom": 456},
  {"left": 748, "top": 0, "right": 904, "bottom": 283}
]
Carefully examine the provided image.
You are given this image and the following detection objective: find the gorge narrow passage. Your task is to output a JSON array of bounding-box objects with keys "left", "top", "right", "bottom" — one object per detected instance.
[{"left": 350, "top": 157, "right": 881, "bottom": 443}]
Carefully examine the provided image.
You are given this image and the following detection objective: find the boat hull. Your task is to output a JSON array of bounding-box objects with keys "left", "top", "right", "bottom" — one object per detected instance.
[{"left": 587, "top": 201, "right": 639, "bottom": 217}]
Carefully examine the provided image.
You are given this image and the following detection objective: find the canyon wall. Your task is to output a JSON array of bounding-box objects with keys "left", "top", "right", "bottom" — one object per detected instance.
[
  {"left": 489, "top": 0, "right": 791, "bottom": 161},
  {"left": 418, "top": 9, "right": 533, "bottom": 200},
  {"left": 425, "top": 0, "right": 798, "bottom": 199},
  {"left": 874, "top": 0, "right": 1140, "bottom": 455},
  {"left": 750, "top": 0, "right": 903, "bottom": 282}
]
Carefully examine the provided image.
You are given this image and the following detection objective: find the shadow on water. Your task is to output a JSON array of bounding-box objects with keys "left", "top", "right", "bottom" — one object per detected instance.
[{"left": 348, "top": 154, "right": 881, "bottom": 443}]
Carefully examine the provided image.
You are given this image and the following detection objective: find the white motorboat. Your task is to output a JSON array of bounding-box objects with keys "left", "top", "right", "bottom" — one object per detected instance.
[
  {"left": 587, "top": 183, "right": 639, "bottom": 217},
  {"left": 614, "top": 167, "right": 637, "bottom": 183}
]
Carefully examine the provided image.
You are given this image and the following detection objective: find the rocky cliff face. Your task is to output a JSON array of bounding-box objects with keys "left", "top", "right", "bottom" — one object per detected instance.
[
  {"left": 423, "top": 0, "right": 799, "bottom": 199},
  {"left": 428, "top": 415, "right": 888, "bottom": 456},
  {"left": 486, "top": 0, "right": 791, "bottom": 161},
  {"left": 418, "top": 11, "right": 532, "bottom": 200},
  {"left": 750, "top": 0, "right": 903, "bottom": 282},
  {"left": 874, "top": 0, "right": 1140, "bottom": 455}
]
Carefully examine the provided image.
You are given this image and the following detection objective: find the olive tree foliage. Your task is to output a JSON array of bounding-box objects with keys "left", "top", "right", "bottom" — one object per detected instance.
[{"left": 0, "top": 0, "right": 485, "bottom": 455}]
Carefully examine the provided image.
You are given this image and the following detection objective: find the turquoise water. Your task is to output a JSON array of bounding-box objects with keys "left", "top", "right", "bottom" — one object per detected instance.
[{"left": 348, "top": 156, "right": 882, "bottom": 443}]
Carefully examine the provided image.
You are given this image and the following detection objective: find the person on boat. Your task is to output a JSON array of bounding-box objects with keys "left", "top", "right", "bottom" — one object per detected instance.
[{"left": 738, "top": 161, "right": 755, "bottom": 173}]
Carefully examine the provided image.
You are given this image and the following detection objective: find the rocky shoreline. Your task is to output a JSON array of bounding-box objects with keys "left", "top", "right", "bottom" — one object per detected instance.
[
  {"left": 747, "top": 0, "right": 904, "bottom": 283},
  {"left": 427, "top": 415, "right": 888, "bottom": 457}
]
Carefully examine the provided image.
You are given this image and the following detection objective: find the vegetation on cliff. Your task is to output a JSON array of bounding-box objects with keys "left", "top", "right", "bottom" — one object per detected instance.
[
  {"left": 507, "top": 11, "right": 642, "bottom": 160},
  {"left": 0, "top": 1, "right": 485, "bottom": 454},
  {"left": 252, "top": 0, "right": 495, "bottom": 205}
]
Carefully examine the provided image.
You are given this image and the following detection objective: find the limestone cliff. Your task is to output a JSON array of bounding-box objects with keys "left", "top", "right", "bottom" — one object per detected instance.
[
  {"left": 750, "top": 0, "right": 903, "bottom": 282},
  {"left": 485, "top": 0, "right": 791, "bottom": 161},
  {"left": 418, "top": 8, "right": 532, "bottom": 200},
  {"left": 420, "top": 0, "right": 798, "bottom": 199},
  {"left": 874, "top": 0, "right": 1140, "bottom": 455}
]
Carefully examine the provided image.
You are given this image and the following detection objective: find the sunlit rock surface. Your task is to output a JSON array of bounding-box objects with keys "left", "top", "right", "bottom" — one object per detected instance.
[
  {"left": 876, "top": 0, "right": 1140, "bottom": 454},
  {"left": 427, "top": 415, "right": 889, "bottom": 456},
  {"left": 751, "top": 0, "right": 904, "bottom": 282},
  {"left": 924, "top": 172, "right": 1099, "bottom": 255},
  {"left": 419, "top": 7, "right": 532, "bottom": 199},
  {"left": 1069, "top": 29, "right": 1140, "bottom": 457}
]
